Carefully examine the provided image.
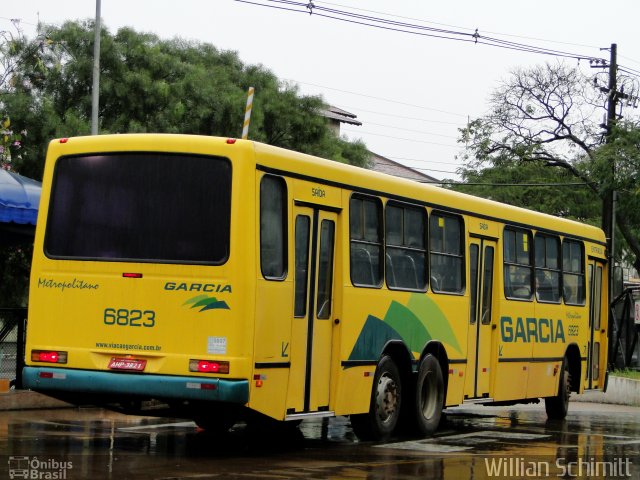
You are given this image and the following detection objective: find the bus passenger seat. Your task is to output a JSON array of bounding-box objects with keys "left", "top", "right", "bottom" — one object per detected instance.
[{"left": 353, "top": 247, "right": 375, "bottom": 285}]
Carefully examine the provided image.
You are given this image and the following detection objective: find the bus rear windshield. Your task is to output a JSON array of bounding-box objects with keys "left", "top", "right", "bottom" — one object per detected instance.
[{"left": 45, "top": 152, "right": 231, "bottom": 264}]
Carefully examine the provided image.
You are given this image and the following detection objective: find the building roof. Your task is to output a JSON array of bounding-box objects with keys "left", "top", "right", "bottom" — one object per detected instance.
[
  {"left": 320, "top": 106, "right": 362, "bottom": 126},
  {"left": 369, "top": 152, "right": 439, "bottom": 184}
]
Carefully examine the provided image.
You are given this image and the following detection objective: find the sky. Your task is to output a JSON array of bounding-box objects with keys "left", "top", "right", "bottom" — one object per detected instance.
[{"left": 2, "top": 0, "right": 640, "bottom": 180}]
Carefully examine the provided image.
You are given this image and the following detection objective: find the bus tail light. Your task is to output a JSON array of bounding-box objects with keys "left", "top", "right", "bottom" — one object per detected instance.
[
  {"left": 31, "top": 350, "right": 68, "bottom": 364},
  {"left": 189, "top": 359, "right": 229, "bottom": 374},
  {"left": 122, "top": 272, "right": 143, "bottom": 278}
]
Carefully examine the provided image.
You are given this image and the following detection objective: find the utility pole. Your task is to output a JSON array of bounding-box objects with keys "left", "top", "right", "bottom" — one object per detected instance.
[
  {"left": 599, "top": 44, "right": 617, "bottom": 297},
  {"left": 91, "top": 0, "right": 101, "bottom": 135}
]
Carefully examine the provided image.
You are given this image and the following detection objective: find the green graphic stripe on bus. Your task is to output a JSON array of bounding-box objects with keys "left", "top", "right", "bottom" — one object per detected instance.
[
  {"left": 347, "top": 294, "right": 462, "bottom": 362},
  {"left": 183, "top": 294, "right": 230, "bottom": 312}
]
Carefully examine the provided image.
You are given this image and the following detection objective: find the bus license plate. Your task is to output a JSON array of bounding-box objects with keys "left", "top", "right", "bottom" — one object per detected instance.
[{"left": 108, "top": 358, "right": 147, "bottom": 371}]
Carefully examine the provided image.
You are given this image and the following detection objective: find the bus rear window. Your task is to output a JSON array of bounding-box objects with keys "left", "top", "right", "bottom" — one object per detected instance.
[{"left": 45, "top": 153, "right": 231, "bottom": 264}]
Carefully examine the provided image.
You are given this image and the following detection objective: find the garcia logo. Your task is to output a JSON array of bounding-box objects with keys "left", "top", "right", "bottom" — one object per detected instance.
[
  {"left": 165, "top": 282, "right": 232, "bottom": 293},
  {"left": 500, "top": 316, "right": 566, "bottom": 343},
  {"left": 183, "top": 294, "right": 230, "bottom": 312}
]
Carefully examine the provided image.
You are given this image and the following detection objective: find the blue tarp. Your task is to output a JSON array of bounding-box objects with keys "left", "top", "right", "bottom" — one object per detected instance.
[{"left": 0, "top": 169, "right": 41, "bottom": 226}]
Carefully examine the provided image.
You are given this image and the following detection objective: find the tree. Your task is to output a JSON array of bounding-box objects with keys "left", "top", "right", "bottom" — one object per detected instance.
[
  {"left": 452, "top": 157, "right": 601, "bottom": 222},
  {"left": 458, "top": 61, "right": 640, "bottom": 274},
  {"left": 1, "top": 21, "right": 370, "bottom": 179},
  {"left": 0, "top": 21, "right": 370, "bottom": 306}
]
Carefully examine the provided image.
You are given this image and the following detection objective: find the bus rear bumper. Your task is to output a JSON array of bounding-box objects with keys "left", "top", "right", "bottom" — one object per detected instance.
[{"left": 22, "top": 367, "right": 249, "bottom": 404}]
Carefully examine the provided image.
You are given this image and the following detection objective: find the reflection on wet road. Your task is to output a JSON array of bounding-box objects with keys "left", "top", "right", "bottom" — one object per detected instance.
[{"left": 1, "top": 401, "right": 639, "bottom": 479}]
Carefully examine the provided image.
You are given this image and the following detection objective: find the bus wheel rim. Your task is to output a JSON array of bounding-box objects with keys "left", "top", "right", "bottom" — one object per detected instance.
[
  {"left": 375, "top": 374, "right": 398, "bottom": 424},
  {"left": 421, "top": 371, "right": 437, "bottom": 419}
]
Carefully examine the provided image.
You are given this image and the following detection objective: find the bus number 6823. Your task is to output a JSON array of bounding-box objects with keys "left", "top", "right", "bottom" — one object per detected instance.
[{"left": 103, "top": 308, "right": 156, "bottom": 327}]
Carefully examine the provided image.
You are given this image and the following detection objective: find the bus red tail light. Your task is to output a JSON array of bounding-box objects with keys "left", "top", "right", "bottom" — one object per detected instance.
[
  {"left": 31, "top": 350, "right": 68, "bottom": 364},
  {"left": 189, "top": 359, "right": 229, "bottom": 374}
]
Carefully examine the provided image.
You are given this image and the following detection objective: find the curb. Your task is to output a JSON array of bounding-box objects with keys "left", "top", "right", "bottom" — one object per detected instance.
[{"left": 572, "top": 376, "right": 640, "bottom": 407}]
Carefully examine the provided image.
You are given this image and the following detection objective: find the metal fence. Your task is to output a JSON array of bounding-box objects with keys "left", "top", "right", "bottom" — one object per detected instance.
[
  {"left": 609, "top": 287, "right": 640, "bottom": 370},
  {"left": 0, "top": 308, "right": 26, "bottom": 389}
]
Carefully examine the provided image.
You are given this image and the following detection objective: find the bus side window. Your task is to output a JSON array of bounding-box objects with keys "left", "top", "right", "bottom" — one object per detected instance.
[
  {"left": 260, "top": 175, "right": 288, "bottom": 280},
  {"left": 429, "top": 212, "right": 464, "bottom": 294},
  {"left": 534, "top": 234, "right": 561, "bottom": 303},
  {"left": 562, "top": 239, "right": 585, "bottom": 305},
  {"left": 385, "top": 202, "right": 427, "bottom": 291},
  {"left": 350, "top": 195, "right": 383, "bottom": 287},
  {"left": 504, "top": 227, "right": 533, "bottom": 300}
]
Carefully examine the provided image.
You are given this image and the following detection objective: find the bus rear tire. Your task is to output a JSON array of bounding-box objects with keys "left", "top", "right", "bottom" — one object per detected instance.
[
  {"left": 415, "top": 354, "right": 444, "bottom": 436},
  {"left": 350, "top": 355, "right": 402, "bottom": 441},
  {"left": 194, "top": 406, "right": 239, "bottom": 434},
  {"left": 545, "top": 359, "right": 571, "bottom": 420}
]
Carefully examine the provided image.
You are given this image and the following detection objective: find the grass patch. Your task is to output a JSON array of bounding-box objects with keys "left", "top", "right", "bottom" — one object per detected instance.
[{"left": 611, "top": 369, "right": 640, "bottom": 380}]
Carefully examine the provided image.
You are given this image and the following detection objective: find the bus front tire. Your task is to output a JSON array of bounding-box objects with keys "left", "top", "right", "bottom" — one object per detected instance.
[
  {"left": 350, "top": 355, "right": 402, "bottom": 441},
  {"left": 415, "top": 354, "right": 444, "bottom": 436},
  {"left": 545, "top": 360, "right": 571, "bottom": 420}
]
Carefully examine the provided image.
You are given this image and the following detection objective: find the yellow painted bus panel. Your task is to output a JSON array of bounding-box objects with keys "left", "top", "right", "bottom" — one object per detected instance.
[
  {"left": 333, "top": 367, "right": 375, "bottom": 416},
  {"left": 248, "top": 369, "right": 290, "bottom": 420},
  {"left": 292, "top": 178, "right": 342, "bottom": 210}
]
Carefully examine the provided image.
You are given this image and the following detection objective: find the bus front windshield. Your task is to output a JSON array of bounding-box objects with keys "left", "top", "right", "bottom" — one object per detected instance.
[{"left": 45, "top": 152, "right": 231, "bottom": 265}]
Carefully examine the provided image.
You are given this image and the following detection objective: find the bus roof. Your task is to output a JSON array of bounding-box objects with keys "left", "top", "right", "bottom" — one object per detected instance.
[
  {"left": 46, "top": 134, "right": 605, "bottom": 245},
  {"left": 252, "top": 140, "right": 605, "bottom": 245}
]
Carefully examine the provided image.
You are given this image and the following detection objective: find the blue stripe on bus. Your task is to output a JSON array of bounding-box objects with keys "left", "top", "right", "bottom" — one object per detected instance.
[{"left": 22, "top": 367, "right": 249, "bottom": 404}]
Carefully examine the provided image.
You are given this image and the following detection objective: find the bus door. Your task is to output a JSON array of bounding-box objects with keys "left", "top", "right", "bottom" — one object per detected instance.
[
  {"left": 288, "top": 204, "right": 338, "bottom": 414},
  {"left": 465, "top": 238, "right": 496, "bottom": 399},
  {"left": 587, "top": 259, "right": 606, "bottom": 389}
]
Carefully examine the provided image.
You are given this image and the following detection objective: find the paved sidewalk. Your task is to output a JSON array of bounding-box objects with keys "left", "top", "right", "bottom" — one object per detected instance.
[{"left": 0, "top": 390, "right": 72, "bottom": 410}]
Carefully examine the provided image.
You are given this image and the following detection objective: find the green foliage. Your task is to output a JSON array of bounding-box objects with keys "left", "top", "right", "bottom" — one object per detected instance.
[
  {"left": 0, "top": 244, "right": 32, "bottom": 306},
  {"left": 452, "top": 160, "right": 600, "bottom": 223},
  {"left": 1, "top": 21, "right": 370, "bottom": 179},
  {"left": 457, "top": 61, "right": 640, "bottom": 274},
  {"left": 611, "top": 369, "right": 640, "bottom": 380},
  {"left": 0, "top": 116, "right": 25, "bottom": 170},
  {"left": 0, "top": 21, "right": 370, "bottom": 306}
]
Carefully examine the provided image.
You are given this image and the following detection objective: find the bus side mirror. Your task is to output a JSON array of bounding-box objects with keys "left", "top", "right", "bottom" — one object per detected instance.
[{"left": 613, "top": 265, "right": 624, "bottom": 299}]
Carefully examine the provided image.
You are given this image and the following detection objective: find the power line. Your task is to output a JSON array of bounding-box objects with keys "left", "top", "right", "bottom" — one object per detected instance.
[
  {"left": 430, "top": 181, "right": 595, "bottom": 187},
  {"left": 0, "top": 16, "right": 39, "bottom": 28},
  {"left": 389, "top": 156, "right": 464, "bottom": 167},
  {"left": 288, "top": 79, "right": 468, "bottom": 117},
  {"left": 343, "top": 128, "right": 459, "bottom": 148},
  {"left": 341, "top": 106, "right": 464, "bottom": 126},
  {"left": 364, "top": 122, "right": 459, "bottom": 139},
  {"left": 618, "top": 65, "right": 640, "bottom": 78},
  {"left": 409, "top": 166, "right": 460, "bottom": 175},
  {"left": 619, "top": 54, "right": 640, "bottom": 67},
  {"left": 319, "top": 1, "right": 602, "bottom": 51},
  {"left": 237, "top": 0, "right": 607, "bottom": 64}
]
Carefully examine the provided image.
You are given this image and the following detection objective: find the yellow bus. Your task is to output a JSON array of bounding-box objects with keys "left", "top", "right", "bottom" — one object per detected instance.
[{"left": 23, "top": 134, "right": 608, "bottom": 440}]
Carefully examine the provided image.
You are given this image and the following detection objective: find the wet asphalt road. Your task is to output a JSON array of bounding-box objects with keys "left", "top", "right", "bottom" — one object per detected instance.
[{"left": 1, "top": 401, "right": 639, "bottom": 479}]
